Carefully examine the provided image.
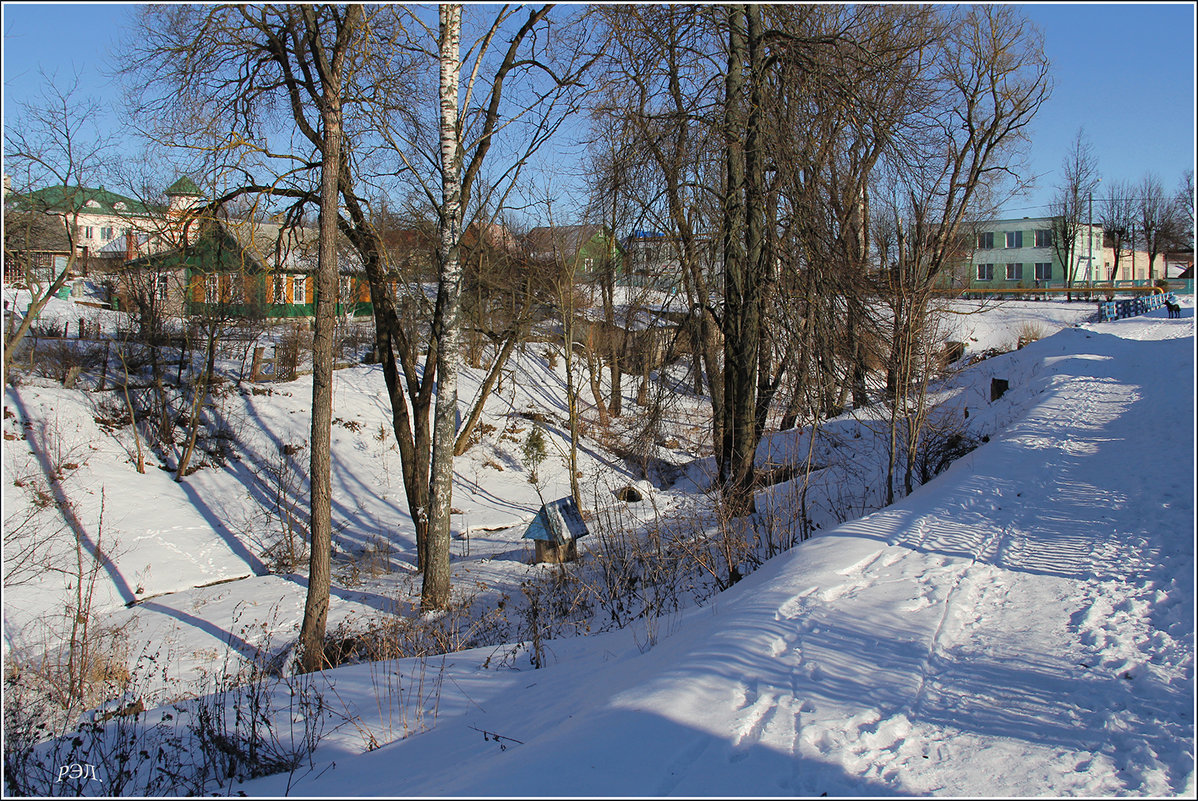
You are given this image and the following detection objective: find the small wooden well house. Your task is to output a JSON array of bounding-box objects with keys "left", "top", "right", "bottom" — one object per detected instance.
[{"left": 523, "top": 496, "right": 590, "bottom": 564}]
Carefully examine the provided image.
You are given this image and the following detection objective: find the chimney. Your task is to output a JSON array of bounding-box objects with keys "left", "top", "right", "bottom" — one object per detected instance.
[{"left": 126, "top": 230, "right": 136, "bottom": 261}]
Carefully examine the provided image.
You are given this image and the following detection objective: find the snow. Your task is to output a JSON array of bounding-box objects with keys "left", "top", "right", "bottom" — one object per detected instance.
[{"left": 2, "top": 290, "right": 1194, "bottom": 796}]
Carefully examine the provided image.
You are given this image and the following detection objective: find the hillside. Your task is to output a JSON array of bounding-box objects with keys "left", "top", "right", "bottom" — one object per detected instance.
[{"left": 2, "top": 291, "right": 1193, "bottom": 796}]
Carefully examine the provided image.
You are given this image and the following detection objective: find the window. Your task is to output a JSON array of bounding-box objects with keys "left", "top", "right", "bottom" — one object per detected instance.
[
  {"left": 273, "top": 274, "right": 287, "bottom": 305},
  {"left": 158, "top": 276, "right": 170, "bottom": 303},
  {"left": 1034, "top": 229, "right": 1053, "bottom": 248},
  {"left": 1034, "top": 262, "right": 1052, "bottom": 281},
  {"left": 1005, "top": 231, "right": 1023, "bottom": 248},
  {"left": 976, "top": 263, "right": 994, "bottom": 281},
  {"left": 1005, "top": 262, "right": 1023, "bottom": 281},
  {"left": 84, "top": 225, "right": 94, "bottom": 240},
  {"left": 584, "top": 257, "right": 594, "bottom": 270},
  {"left": 977, "top": 232, "right": 994, "bottom": 250},
  {"left": 101, "top": 226, "right": 113, "bottom": 240},
  {"left": 293, "top": 276, "right": 306, "bottom": 304},
  {"left": 205, "top": 274, "right": 219, "bottom": 303}
]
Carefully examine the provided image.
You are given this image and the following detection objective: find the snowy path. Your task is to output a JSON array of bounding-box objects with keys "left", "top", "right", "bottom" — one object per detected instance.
[{"left": 254, "top": 312, "right": 1193, "bottom": 797}]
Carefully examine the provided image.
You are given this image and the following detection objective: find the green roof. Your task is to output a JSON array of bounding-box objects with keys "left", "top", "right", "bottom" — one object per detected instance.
[
  {"left": 14, "top": 185, "right": 159, "bottom": 217},
  {"left": 165, "top": 176, "right": 203, "bottom": 197}
]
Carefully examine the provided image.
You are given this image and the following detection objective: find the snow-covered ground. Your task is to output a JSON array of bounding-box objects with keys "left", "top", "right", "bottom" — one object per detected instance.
[{"left": 2, "top": 291, "right": 1193, "bottom": 796}]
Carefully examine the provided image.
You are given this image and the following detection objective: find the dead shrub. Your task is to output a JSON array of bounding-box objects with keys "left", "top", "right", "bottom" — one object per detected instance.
[
  {"left": 249, "top": 440, "right": 310, "bottom": 574},
  {"left": 1015, "top": 320, "right": 1047, "bottom": 349},
  {"left": 320, "top": 595, "right": 510, "bottom": 668},
  {"left": 27, "top": 339, "right": 110, "bottom": 387}
]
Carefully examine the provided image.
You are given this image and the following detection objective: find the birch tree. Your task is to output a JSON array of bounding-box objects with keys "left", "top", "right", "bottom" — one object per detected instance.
[
  {"left": 382, "top": 3, "right": 591, "bottom": 610},
  {"left": 424, "top": 3, "right": 465, "bottom": 611}
]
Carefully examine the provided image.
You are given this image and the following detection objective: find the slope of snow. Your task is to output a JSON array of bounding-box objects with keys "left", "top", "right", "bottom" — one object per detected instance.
[
  {"left": 3, "top": 291, "right": 1193, "bottom": 796},
  {"left": 242, "top": 305, "right": 1194, "bottom": 798}
]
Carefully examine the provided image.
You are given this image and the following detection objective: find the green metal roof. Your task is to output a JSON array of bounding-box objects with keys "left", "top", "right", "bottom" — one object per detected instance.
[
  {"left": 14, "top": 185, "right": 160, "bottom": 217},
  {"left": 165, "top": 176, "right": 203, "bottom": 197}
]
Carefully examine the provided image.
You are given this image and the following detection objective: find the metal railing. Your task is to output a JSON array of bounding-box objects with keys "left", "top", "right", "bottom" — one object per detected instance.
[
  {"left": 1098, "top": 292, "right": 1176, "bottom": 322},
  {"left": 935, "top": 284, "right": 1166, "bottom": 300}
]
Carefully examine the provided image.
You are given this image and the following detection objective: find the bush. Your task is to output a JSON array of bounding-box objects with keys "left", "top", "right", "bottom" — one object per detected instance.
[
  {"left": 1014, "top": 320, "right": 1046, "bottom": 349},
  {"left": 321, "top": 595, "right": 509, "bottom": 668}
]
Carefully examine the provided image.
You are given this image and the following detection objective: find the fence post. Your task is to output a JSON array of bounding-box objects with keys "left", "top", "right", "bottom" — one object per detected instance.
[{"left": 250, "top": 346, "right": 265, "bottom": 382}]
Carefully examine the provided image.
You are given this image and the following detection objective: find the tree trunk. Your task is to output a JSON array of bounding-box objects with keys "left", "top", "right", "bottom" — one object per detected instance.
[
  {"left": 423, "top": 3, "right": 464, "bottom": 612},
  {"left": 298, "top": 4, "right": 360, "bottom": 672},
  {"left": 719, "top": 4, "right": 766, "bottom": 520},
  {"left": 175, "top": 326, "right": 216, "bottom": 481},
  {"left": 455, "top": 321, "right": 523, "bottom": 456}
]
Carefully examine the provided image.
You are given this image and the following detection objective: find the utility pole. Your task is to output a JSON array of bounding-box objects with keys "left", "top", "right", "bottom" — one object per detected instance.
[{"left": 1088, "top": 178, "right": 1100, "bottom": 296}]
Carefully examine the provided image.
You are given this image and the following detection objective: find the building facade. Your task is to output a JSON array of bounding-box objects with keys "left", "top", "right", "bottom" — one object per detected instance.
[{"left": 964, "top": 216, "right": 1104, "bottom": 290}]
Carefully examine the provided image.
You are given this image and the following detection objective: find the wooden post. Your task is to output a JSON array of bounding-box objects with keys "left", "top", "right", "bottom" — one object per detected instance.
[{"left": 250, "top": 346, "right": 265, "bottom": 382}]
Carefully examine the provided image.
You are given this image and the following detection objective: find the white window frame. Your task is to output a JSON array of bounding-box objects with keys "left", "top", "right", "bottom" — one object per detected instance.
[
  {"left": 1005, "top": 262, "right": 1023, "bottom": 281},
  {"left": 1005, "top": 231, "right": 1022, "bottom": 248},
  {"left": 1034, "top": 229, "right": 1053, "bottom": 248},
  {"left": 1034, "top": 262, "right": 1052, "bottom": 281},
  {"left": 977, "top": 232, "right": 994, "bottom": 250},
  {"left": 976, "top": 262, "right": 994, "bottom": 281},
  {"left": 293, "top": 276, "right": 306, "bottom": 304}
]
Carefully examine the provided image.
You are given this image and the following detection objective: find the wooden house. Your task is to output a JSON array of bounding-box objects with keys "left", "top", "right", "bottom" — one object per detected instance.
[{"left": 121, "top": 217, "right": 373, "bottom": 320}]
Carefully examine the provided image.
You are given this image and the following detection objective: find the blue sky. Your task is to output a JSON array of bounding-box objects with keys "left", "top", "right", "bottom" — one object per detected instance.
[{"left": 3, "top": 2, "right": 1194, "bottom": 219}]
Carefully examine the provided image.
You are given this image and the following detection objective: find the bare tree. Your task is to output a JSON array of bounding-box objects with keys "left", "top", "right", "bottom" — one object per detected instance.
[
  {"left": 296, "top": 3, "right": 363, "bottom": 674},
  {"left": 1176, "top": 169, "right": 1195, "bottom": 249},
  {"left": 425, "top": 2, "right": 466, "bottom": 612},
  {"left": 1050, "top": 129, "right": 1100, "bottom": 293},
  {"left": 1099, "top": 179, "right": 1137, "bottom": 281},
  {"left": 879, "top": 4, "right": 1049, "bottom": 504},
  {"left": 1137, "top": 172, "right": 1184, "bottom": 282},
  {"left": 3, "top": 75, "right": 115, "bottom": 385},
  {"left": 592, "top": 3, "right": 727, "bottom": 454},
  {"left": 128, "top": 3, "right": 376, "bottom": 668},
  {"left": 381, "top": 3, "right": 593, "bottom": 610}
]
